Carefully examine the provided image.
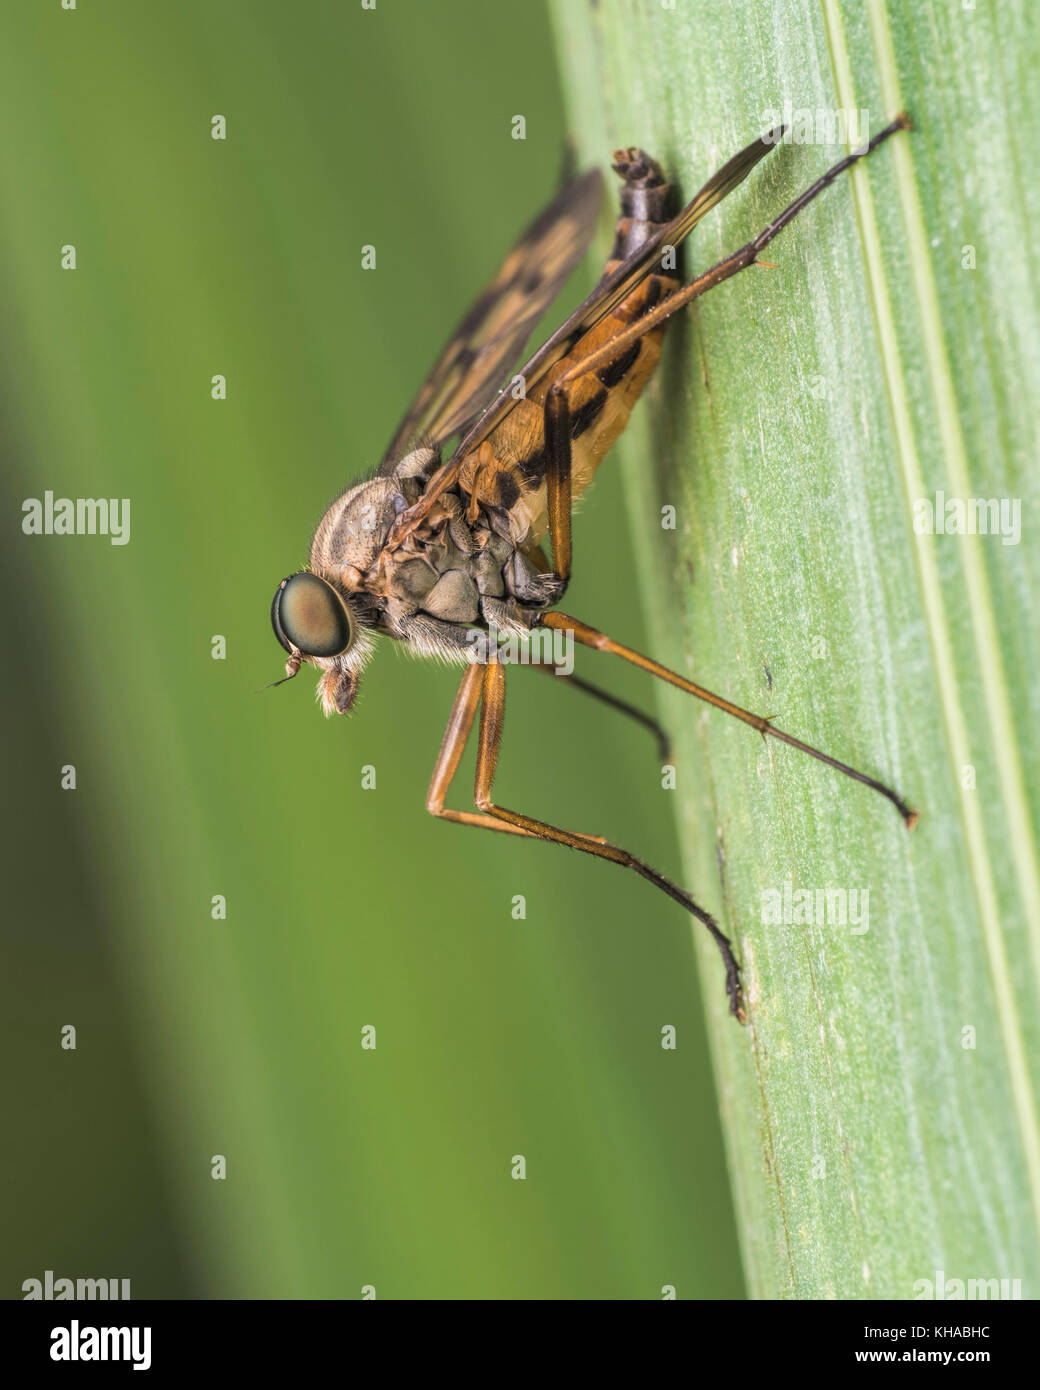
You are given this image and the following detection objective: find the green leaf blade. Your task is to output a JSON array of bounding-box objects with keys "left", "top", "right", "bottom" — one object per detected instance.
[{"left": 553, "top": 0, "right": 1040, "bottom": 1299}]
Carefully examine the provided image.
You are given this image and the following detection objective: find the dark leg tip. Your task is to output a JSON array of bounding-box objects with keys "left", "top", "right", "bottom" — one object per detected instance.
[
  {"left": 728, "top": 976, "right": 747, "bottom": 1024},
  {"left": 723, "top": 958, "right": 745, "bottom": 1022}
]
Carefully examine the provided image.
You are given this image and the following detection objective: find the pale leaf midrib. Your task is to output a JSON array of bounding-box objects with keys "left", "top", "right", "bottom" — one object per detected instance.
[{"left": 822, "top": 0, "right": 1040, "bottom": 1242}]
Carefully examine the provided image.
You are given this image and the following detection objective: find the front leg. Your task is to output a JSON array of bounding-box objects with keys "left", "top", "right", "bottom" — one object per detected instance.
[
  {"left": 426, "top": 664, "right": 533, "bottom": 837},
  {"left": 427, "top": 660, "right": 745, "bottom": 1017},
  {"left": 470, "top": 660, "right": 746, "bottom": 1019}
]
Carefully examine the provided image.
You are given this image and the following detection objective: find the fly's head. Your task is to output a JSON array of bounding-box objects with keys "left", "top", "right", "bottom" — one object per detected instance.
[
  {"left": 269, "top": 569, "right": 374, "bottom": 714},
  {"left": 268, "top": 453, "right": 440, "bottom": 711}
]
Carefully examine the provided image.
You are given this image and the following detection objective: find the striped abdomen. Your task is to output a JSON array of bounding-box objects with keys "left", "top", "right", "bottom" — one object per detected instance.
[{"left": 459, "top": 149, "right": 680, "bottom": 546}]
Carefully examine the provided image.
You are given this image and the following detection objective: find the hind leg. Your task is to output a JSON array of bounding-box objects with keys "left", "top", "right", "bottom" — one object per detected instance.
[{"left": 543, "top": 116, "right": 911, "bottom": 586}]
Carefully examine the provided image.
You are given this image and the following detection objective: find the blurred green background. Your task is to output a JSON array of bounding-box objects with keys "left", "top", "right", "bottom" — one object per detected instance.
[{"left": 1, "top": 1, "right": 742, "bottom": 1298}]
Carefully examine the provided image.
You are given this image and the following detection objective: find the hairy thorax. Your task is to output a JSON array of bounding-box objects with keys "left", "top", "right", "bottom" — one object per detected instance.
[{"left": 309, "top": 449, "right": 556, "bottom": 647}]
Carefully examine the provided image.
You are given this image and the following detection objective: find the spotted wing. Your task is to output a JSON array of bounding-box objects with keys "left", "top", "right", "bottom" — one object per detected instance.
[{"left": 380, "top": 168, "right": 604, "bottom": 469}]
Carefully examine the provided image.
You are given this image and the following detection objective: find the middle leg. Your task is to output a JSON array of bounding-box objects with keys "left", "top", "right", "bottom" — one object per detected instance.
[{"left": 535, "top": 662, "right": 672, "bottom": 763}]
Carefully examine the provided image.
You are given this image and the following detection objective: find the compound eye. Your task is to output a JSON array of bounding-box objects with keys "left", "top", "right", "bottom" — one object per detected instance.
[{"left": 271, "top": 572, "right": 352, "bottom": 658}]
